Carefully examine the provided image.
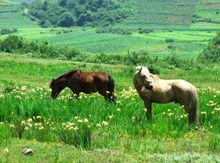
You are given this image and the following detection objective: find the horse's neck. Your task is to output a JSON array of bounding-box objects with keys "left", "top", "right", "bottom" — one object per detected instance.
[
  {"left": 150, "top": 74, "right": 160, "bottom": 82},
  {"left": 58, "top": 78, "right": 69, "bottom": 89}
]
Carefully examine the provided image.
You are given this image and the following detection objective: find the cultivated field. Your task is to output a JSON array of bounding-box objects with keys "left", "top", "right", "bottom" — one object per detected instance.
[{"left": 0, "top": 0, "right": 220, "bottom": 57}]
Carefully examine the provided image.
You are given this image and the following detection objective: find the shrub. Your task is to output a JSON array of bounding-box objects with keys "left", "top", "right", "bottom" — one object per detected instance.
[
  {"left": 167, "top": 44, "right": 176, "bottom": 50},
  {"left": 198, "top": 32, "right": 220, "bottom": 63},
  {"left": 64, "top": 48, "right": 81, "bottom": 60},
  {"left": 138, "top": 28, "right": 154, "bottom": 34},
  {"left": 0, "top": 35, "right": 23, "bottom": 53},
  {"left": 165, "top": 38, "right": 175, "bottom": 43},
  {"left": 0, "top": 28, "right": 18, "bottom": 35},
  {"left": 95, "top": 27, "right": 132, "bottom": 35}
]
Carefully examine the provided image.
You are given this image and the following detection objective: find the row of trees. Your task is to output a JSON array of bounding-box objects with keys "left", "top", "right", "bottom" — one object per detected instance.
[{"left": 26, "top": 0, "right": 130, "bottom": 27}]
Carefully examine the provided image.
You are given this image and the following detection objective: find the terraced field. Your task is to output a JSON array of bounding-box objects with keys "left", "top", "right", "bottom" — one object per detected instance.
[
  {"left": 9, "top": 28, "right": 214, "bottom": 58},
  {"left": 123, "top": 0, "right": 197, "bottom": 29},
  {"left": 0, "top": 3, "right": 38, "bottom": 28}
]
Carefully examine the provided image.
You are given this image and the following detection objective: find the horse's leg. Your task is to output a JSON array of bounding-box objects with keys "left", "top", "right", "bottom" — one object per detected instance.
[
  {"left": 98, "top": 90, "right": 109, "bottom": 101},
  {"left": 179, "top": 96, "right": 197, "bottom": 127},
  {"left": 144, "top": 101, "right": 152, "bottom": 120}
]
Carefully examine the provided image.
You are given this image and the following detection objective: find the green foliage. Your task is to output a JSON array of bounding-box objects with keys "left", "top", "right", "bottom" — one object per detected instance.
[
  {"left": 0, "top": 28, "right": 17, "bottom": 35},
  {"left": 96, "top": 27, "right": 132, "bottom": 35},
  {"left": 198, "top": 32, "right": 220, "bottom": 63},
  {"left": 0, "top": 124, "right": 11, "bottom": 145},
  {"left": 58, "top": 12, "right": 76, "bottom": 27},
  {"left": 0, "top": 35, "right": 80, "bottom": 59},
  {"left": 165, "top": 38, "right": 175, "bottom": 43},
  {"left": 27, "top": 0, "right": 130, "bottom": 27},
  {"left": 138, "top": 28, "right": 154, "bottom": 34},
  {"left": 209, "top": 134, "right": 220, "bottom": 152},
  {"left": 0, "top": 35, "right": 23, "bottom": 53}
]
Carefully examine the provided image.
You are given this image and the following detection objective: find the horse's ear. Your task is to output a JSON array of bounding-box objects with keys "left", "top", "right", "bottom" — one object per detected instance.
[
  {"left": 50, "top": 79, "right": 54, "bottom": 88},
  {"left": 73, "top": 71, "right": 80, "bottom": 78},
  {"left": 136, "top": 66, "right": 142, "bottom": 74}
]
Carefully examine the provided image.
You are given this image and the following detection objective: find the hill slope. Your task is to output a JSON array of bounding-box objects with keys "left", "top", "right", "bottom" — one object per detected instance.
[
  {"left": 0, "top": 1, "right": 38, "bottom": 28},
  {"left": 0, "top": 0, "right": 220, "bottom": 57},
  {"left": 122, "top": 0, "right": 197, "bottom": 29}
]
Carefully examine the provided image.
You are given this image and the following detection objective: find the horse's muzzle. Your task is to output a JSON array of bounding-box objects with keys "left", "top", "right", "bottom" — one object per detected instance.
[
  {"left": 145, "top": 83, "right": 153, "bottom": 90},
  {"left": 51, "top": 92, "right": 58, "bottom": 99}
]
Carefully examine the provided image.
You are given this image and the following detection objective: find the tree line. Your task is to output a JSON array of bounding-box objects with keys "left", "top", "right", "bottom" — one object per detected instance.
[{"left": 24, "top": 0, "right": 131, "bottom": 27}]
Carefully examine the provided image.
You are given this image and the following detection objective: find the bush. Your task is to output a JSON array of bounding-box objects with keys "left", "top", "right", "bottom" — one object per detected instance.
[
  {"left": 64, "top": 48, "right": 81, "bottom": 60},
  {"left": 0, "top": 35, "right": 23, "bottom": 53},
  {"left": 58, "top": 12, "right": 76, "bottom": 27},
  {"left": 198, "top": 32, "right": 220, "bottom": 63},
  {"left": 0, "top": 28, "right": 18, "bottom": 35},
  {"left": 165, "top": 38, "right": 175, "bottom": 43},
  {"left": 0, "top": 35, "right": 80, "bottom": 60},
  {"left": 148, "top": 65, "right": 160, "bottom": 74},
  {"left": 95, "top": 27, "right": 132, "bottom": 35},
  {"left": 167, "top": 44, "right": 176, "bottom": 50},
  {"left": 138, "top": 28, "right": 154, "bottom": 34}
]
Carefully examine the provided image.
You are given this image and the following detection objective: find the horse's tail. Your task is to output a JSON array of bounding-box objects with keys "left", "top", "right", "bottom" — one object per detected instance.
[
  {"left": 107, "top": 75, "right": 115, "bottom": 101},
  {"left": 189, "top": 89, "right": 199, "bottom": 126}
]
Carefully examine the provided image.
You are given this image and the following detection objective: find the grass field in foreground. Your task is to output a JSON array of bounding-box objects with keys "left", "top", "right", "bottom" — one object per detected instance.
[{"left": 0, "top": 53, "right": 219, "bottom": 161}]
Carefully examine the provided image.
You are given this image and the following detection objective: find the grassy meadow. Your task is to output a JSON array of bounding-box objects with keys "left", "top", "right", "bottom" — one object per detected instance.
[{"left": 0, "top": 53, "right": 220, "bottom": 161}]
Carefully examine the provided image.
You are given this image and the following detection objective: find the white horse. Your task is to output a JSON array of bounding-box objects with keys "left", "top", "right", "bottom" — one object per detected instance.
[{"left": 133, "top": 66, "right": 199, "bottom": 126}]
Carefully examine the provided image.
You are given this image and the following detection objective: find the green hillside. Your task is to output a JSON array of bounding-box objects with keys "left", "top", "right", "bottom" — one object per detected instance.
[
  {"left": 27, "top": 0, "right": 130, "bottom": 27},
  {"left": 122, "top": 0, "right": 197, "bottom": 29},
  {"left": 0, "top": 0, "right": 220, "bottom": 57},
  {"left": 0, "top": 2, "right": 38, "bottom": 28},
  {"left": 0, "top": 0, "right": 13, "bottom": 6}
]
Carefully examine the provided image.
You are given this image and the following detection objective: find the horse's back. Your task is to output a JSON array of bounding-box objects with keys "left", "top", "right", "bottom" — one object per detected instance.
[
  {"left": 72, "top": 71, "right": 110, "bottom": 93},
  {"left": 171, "top": 79, "right": 197, "bottom": 92}
]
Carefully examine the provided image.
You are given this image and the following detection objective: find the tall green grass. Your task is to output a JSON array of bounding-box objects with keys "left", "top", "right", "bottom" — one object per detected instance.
[
  {"left": 0, "top": 54, "right": 219, "bottom": 152},
  {"left": 0, "top": 82, "right": 219, "bottom": 150}
]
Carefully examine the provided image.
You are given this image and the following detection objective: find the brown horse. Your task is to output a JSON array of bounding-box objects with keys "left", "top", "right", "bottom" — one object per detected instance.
[
  {"left": 133, "top": 66, "right": 199, "bottom": 126},
  {"left": 50, "top": 70, "right": 115, "bottom": 102}
]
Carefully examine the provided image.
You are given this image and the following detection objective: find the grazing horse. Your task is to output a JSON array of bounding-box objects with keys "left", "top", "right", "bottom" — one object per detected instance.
[
  {"left": 133, "top": 66, "right": 199, "bottom": 126},
  {"left": 50, "top": 70, "right": 115, "bottom": 102}
]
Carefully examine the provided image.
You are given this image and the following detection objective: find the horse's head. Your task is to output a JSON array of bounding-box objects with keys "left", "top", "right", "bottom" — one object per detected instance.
[
  {"left": 136, "top": 66, "right": 153, "bottom": 90},
  {"left": 50, "top": 78, "right": 65, "bottom": 99}
]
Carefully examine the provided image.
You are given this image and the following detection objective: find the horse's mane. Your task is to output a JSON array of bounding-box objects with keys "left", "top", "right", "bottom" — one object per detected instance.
[
  {"left": 57, "top": 70, "right": 80, "bottom": 80},
  {"left": 150, "top": 73, "right": 160, "bottom": 81},
  {"left": 138, "top": 66, "right": 160, "bottom": 82}
]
